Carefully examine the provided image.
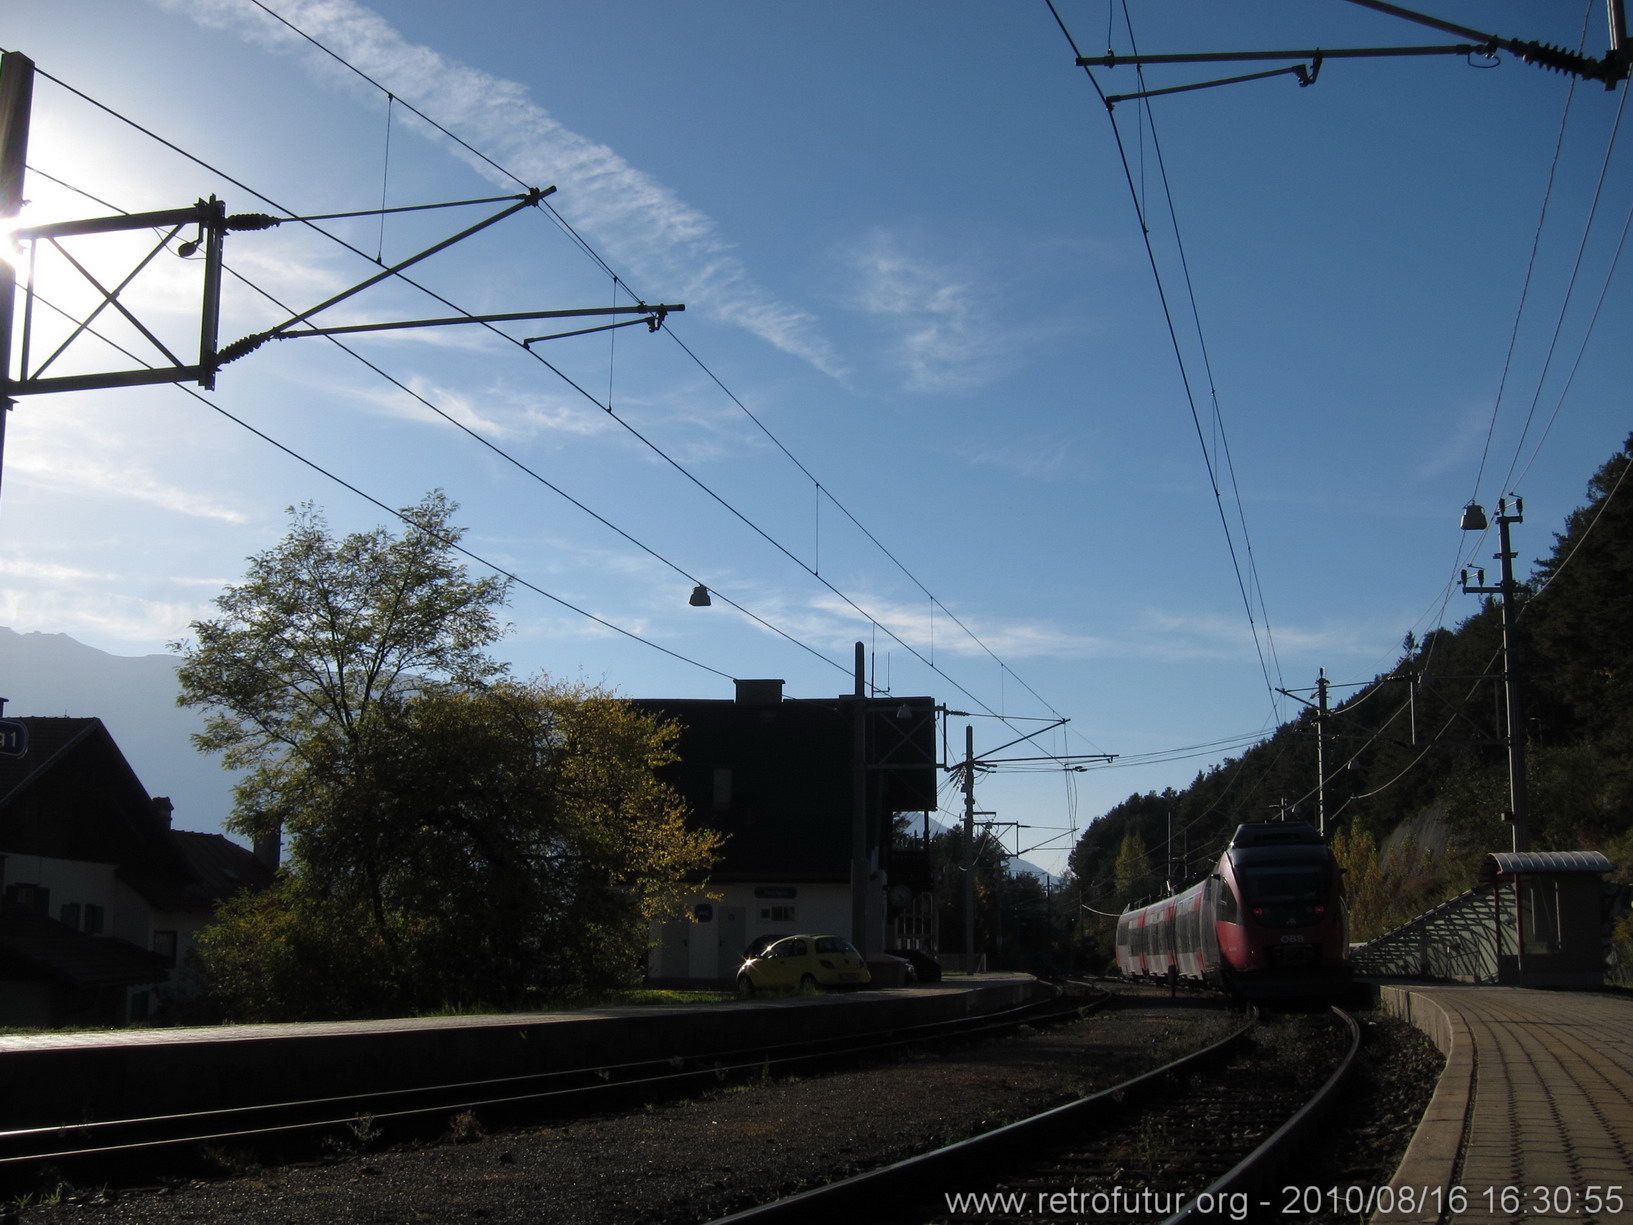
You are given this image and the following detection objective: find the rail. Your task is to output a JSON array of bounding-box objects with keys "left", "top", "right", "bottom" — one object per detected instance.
[
  {"left": 0, "top": 986, "right": 1101, "bottom": 1192},
  {"left": 703, "top": 1004, "right": 1362, "bottom": 1224}
]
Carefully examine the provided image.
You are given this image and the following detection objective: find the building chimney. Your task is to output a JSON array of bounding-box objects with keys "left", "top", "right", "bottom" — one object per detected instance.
[
  {"left": 151, "top": 797, "right": 174, "bottom": 828},
  {"left": 254, "top": 826, "right": 282, "bottom": 873},
  {"left": 734, "top": 679, "right": 784, "bottom": 706}
]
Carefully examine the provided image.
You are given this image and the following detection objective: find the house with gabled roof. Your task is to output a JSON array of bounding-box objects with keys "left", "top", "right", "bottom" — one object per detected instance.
[{"left": 0, "top": 717, "right": 272, "bottom": 1027}]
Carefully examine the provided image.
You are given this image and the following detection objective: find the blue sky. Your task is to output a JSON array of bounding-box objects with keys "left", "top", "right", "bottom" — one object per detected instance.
[{"left": 3, "top": 1, "right": 1629, "bottom": 875}]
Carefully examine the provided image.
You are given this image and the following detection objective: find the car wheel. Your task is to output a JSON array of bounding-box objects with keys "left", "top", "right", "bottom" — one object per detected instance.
[
  {"left": 736, "top": 974, "right": 755, "bottom": 998},
  {"left": 799, "top": 973, "right": 817, "bottom": 994}
]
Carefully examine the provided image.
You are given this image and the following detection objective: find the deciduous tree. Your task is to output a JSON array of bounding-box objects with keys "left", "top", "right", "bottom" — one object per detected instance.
[{"left": 177, "top": 497, "right": 719, "bottom": 1018}]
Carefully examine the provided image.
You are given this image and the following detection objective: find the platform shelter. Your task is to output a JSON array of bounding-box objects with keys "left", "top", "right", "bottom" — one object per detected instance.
[{"left": 1479, "top": 850, "right": 1613, "bottom": 989}]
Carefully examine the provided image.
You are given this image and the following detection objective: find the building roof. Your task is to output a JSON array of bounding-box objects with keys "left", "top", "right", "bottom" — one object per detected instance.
[
  {"left": 1479, "top": 850, "right": 1615, "bottom": 885},
  {"left": 0, "top": 717, "right": 139, "bottom": 807},
  {"left": 0, "top": 912, "right": 171, "bottom": 989},
  {"left": 171, "top": 830, "right": 275, "bottom": 902},
  {"left": 0, "top": 715, "right": 265, "bottom": 913}
]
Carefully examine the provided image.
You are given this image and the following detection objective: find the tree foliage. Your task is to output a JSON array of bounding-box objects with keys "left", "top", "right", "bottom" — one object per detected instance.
[
  {"left": 178, "top": 497, "right": 720, "bottom": 1019},
  {"left": 175, "top": 492, "right": 510, "bottom": 845}
]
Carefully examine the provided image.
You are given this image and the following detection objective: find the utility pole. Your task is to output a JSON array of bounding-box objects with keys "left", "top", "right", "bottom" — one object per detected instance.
[
  {"left": 1275, "top": 668, "right": 1331, "bottom": 836},
  {"left": 962, "top": 724, "right": 977, "bottom": 975},
  {"left": 1316, "top": 669, "right": 1329, "bottom": 836},
  {"left": 850, "top": 642, "right": 870, "bottom": 959},
  {"left": 1165, "top": 808, "right": 1175, "bottom": 895},
  {"left": 1461, "top": 499, "right": 1530, "bottom": 851},
  {"left": 0, "top": 52, "right": 35, "bottom": 507}
]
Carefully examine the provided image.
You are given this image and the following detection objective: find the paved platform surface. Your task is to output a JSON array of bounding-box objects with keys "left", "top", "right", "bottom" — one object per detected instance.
[{"left": 1378, "top": 985, "right": 1633, "bottom": 1224}]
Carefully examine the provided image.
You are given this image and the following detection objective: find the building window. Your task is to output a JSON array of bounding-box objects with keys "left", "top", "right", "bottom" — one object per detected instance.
[
  {"left": 712, "top": 767, "right": 733, "bottom": 811},
  {"left": 4, "top": 883, "right": 49, "bottom": 914},
  {"left": 153, "top": 931, "right": 178, "bottom": 966},
  {"left": 60, "top": 902, "right": 82, "bottom": 930},
  {"left": 758, "top": 905, "right": 795, "bottom": 923},
  {"left": 83, "top": 903, "right": 105, "bottom": 935}
]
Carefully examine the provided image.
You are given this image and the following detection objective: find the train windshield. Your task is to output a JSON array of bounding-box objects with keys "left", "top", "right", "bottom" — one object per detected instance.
[{"left": 1238, "top": 862, "right": 1328, "bottom": 906}]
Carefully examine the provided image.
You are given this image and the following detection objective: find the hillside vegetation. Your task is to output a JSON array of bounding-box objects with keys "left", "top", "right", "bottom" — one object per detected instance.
[{"left": 1064, "top": 433, "right": 1633, "bottom": 965}]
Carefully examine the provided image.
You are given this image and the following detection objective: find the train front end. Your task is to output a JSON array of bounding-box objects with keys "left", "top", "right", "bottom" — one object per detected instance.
[{"left": 1213, "top": 822, "right": 1350, "bottom": 998}]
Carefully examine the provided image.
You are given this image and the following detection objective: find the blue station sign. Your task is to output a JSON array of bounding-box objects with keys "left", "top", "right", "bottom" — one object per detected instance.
[{"left": 0, "top": 718, "right": 28, "bottom": 759}]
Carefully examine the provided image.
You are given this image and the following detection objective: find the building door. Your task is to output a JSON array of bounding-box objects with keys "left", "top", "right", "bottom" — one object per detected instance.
[{"left": 718, "top": 907, "right": 746, "bottom": 980}]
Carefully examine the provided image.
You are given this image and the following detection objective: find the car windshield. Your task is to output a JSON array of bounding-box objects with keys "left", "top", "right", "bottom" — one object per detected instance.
[
  {"left": 1239, "top": 863, "right": 1327, "bottom": 905},
  {"left": 813, "top": 937, "right": 856, "bottom": 955}
]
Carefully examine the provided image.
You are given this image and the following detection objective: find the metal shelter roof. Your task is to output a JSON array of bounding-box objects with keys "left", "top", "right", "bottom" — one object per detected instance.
[{"left": 1478, "top": 850, "right": 1614, "bottom": 886}]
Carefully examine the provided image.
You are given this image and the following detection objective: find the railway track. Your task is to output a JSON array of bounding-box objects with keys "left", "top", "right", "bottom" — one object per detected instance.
[
  {"left": 706, "top": 1004, "right": 1361, "bottom": 1225},
  {"left": 0, "top": 985, "right": 1102, "bottom": 1194}
]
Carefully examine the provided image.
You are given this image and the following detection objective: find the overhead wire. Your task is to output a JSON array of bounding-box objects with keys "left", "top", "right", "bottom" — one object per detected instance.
[
  {"left": 1048, "top": 1, "right": 1285, "bottom": 722},
  {"left": 13, "top": 38, "right": 1101, "bottom": 828},
  {"left": 228, "top": 0, "right": 1076, "bottom": 731},
  {"left": 19, "top": 162, "right": 857, "bottom": 685},
  {"left": 1500, "top": 80, "right": 1631, "bottom": 496},
  {"left": 17, "top": 287, "right": 738, "bottom": 684},
  {"left": 206, "top": 6, "right": 1089, "bottom": 752},
  {"left": 1110, "top": 0, "right": 1288, "bottom": 708},
  {"left": 1050, "top": 0, "right": 1627, "bottom": 834},
  {"left": 1468, "top": 0, "right": 1597, "bottom": 505}
]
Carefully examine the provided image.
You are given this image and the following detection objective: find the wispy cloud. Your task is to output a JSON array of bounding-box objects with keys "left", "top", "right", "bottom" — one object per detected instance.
[
  {"left": 347, "top": 375, "right": 615, "bottom": 443},
  {"left": 951, "top": 433, "right": 1089, "bottom": 481},
  {"left": 153, "top": 0, "right": 849, "bottom": 379},
  {"left": 1136, "top": 608, "right": 1385, "bottom": 663},
  {"left": 1415, "top": 396, "right": 1496, "bottom": 482},
  {"left": 769, "top": 591, "right": 1110, "bottom": 661},
  {"left": 0, "top": 561, "right": 212, "bottom": 648},
  {"left": 843, "top": 229, "right": 1019, "bottom": 394},
  {"left": 0, "top": 558, "right": 112, "bottom": 584},
  {"left": 9, "top": 416, "right": 249, "bottom": 523},
  {"left": 0, "top": 588, "right": 207, "bottom": 650}
]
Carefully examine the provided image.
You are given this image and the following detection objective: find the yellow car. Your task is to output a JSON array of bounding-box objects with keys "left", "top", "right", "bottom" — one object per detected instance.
[{"left": 735, "top": 934, "right": 871, "bottom": 996}]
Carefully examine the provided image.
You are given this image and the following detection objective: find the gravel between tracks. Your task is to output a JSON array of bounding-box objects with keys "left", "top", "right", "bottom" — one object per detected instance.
[{"left": 20, "top": 985, "right": 1442, "bottom": 1225}]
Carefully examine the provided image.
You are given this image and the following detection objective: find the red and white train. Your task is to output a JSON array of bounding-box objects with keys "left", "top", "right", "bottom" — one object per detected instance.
[{"left": 1114, "top": 821, "right": 1350, "bottom": 998}]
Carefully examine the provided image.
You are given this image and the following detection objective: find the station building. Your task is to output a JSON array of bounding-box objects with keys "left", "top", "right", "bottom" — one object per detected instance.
[{"left": 636, "top": 679, "right": 938, "bottom": 986}]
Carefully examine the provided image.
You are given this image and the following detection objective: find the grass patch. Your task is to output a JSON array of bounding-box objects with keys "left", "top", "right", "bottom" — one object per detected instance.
[
  {"left": 416, "top": 988, "right": 735, "bottom": 1018},
  {"left": 593, "top": 988, "right": 735, "bottom": 1007}
]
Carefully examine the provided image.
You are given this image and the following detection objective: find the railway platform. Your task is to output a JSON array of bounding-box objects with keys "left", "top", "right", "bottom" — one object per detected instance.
[
  {"left": 0, "top": 973, "right": 1044, "bottom": 1132},
  {"left": 1377, "top": 984, "right": 1633, "bottom": 1224}
]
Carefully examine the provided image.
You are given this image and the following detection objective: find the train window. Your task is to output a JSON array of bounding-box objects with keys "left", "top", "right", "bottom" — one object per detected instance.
[
  {"left": 1239, "top": 864, "right": 1327, "bottom": 905},
  {"left": 1177, "top": 908, "right": 1198, "bottom": 951},
  {"left": 1215, "top": 878, "right": 1238, "bottom": 924}
]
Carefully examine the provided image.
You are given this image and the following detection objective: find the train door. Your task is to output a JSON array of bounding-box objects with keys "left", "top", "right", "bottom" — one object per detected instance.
[
  {"left": 1198, "top": 877, "right": 1224, "bottom": 983},
  {"left": 717, "top": 906, "right": 746, "bottom": 979}
]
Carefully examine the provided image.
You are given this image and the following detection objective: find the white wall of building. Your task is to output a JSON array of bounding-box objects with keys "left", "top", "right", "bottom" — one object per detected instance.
[
  {"left": 3, "top": 851, "right": 212, "bottom": 1020},
  {"left": 650, "top": 882, "right": 852, "bottom": 982}
]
